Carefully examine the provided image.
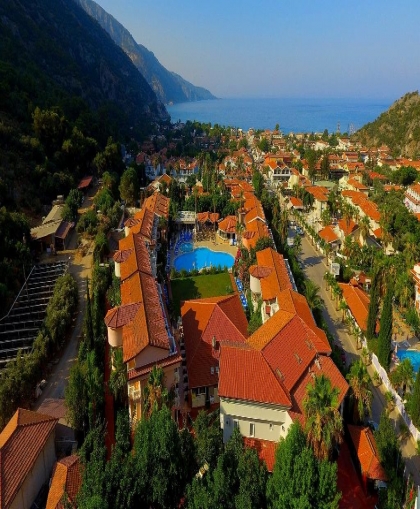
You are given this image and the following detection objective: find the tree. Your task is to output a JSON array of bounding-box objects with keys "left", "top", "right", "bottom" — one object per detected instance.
[
  {"left": 304, "top": 280, "right": 324, "bottom": 312},
  {"left": 84, "top": 278, "right": 94, "bottom": 350},
  {"left": 132, "top": 406, "right": 186, "bottom": 507},
  {"left": 359, "top": 215, "right": 371, "bottom": 245},
  {"left": 267, "top": 422, "right": 340, "bottom": 509},
  {"left": 193, "top": 410, "right": 223, "bottom": 469},
  {"left": 119, "top": 167, "right": 139, "bottom": 206},
  {"left": 390, "top": 358, "right": 414, "bottom": 396},
  {"left": 306, "top": 149, "right": 317, "bottom": 183},
  {"left": 346, "top": 359, "right": 373, "bottom": 422},
  {"left": 408, "top": 368, "right": 420, "bottom": 427},
  {"left": 108, "top": 347, "right": 127, "bottom": 406},
  {"left": 258, "top": 137, "right": 270, "bottom": 153},
  {"left": 252, "top": 170, "right": 264, "bottom": 199},
  {"left": 186, "top": 428, "right": 267, "bottom": 509},
  {"left": 366, "top": 269, "right": 380, "bottom": 340},
  {"left": 378, "top": 283, "right": 393, "bottom": 371},
  {"left": 77, "top": 425, "right": 108, "bottom": 508},
  {"left": 62, "top": 188, "right": 83, "bottom": 222},
  {"left": 303, "top": 374, "right": 343, "bottom": 460},
  {"left": 143, "top": 365, "right": 170, "bottom": 418},
  {"left": 94, "top": 137, "right": 124, "bottom": 176}
]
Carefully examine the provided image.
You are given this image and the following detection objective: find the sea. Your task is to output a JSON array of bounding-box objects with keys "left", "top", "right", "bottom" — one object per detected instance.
[{"left": 166, "top": 97, "right": 392, "bottom": 134}]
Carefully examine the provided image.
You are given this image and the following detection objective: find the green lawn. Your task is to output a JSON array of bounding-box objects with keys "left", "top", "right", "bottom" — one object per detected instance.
[{"left": 171, "top": 272, "right": 234, "bottom": 316}]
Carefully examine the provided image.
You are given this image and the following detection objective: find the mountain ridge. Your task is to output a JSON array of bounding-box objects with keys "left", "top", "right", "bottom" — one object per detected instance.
[{"left": 74, "top": 0, "right": 217, "bottom": 105}]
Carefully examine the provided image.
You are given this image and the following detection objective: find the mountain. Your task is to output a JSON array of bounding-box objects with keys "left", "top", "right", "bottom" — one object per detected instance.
[
  {"left": 355, "top": 91, "right": 420, "bottom": 158},
  {"left": 0, "top": 0, "right": 168, "bottom": 137},
  {"left": 75, "top": 0, "right": 217, "bottom": 105}
]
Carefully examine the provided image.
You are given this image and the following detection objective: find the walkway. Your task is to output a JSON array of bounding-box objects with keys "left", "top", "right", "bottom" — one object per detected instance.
[
  {"left": 35, "top": 241, "right": 93, "bottom": 427},
  {"left": 298, "top": 231, "right": 420, "bottom": 486}
]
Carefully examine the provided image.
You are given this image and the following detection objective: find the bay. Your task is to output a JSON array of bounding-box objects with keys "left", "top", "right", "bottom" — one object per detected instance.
[{"left": 167, "top": 97, "right": 392, "bottom": 134}]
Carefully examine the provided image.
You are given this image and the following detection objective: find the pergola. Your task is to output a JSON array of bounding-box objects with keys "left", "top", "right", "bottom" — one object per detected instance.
[{"left": 0, "top": 261, "right": 69, "bottom": 366}]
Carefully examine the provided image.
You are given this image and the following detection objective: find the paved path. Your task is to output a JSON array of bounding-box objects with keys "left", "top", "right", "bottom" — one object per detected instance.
[
  {"left": 297, "top": 231, "right": 420, "bottom": 486},
  {"left": 35, "top": 248, "right": 93, "bottom": 425}
]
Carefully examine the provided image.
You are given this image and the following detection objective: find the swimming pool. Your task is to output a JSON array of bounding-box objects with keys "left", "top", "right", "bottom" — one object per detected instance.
[
  {"left": 179, "top": 242, "right": 193, "bottom": 253},
  {"left": 174, "top": 247, "right": 234, "bottom": 272},
  {"left": 396, "top": 349, "right": 420, "bottom": 373}
]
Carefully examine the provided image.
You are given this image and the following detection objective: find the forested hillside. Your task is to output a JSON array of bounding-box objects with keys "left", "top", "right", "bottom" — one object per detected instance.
[
  {"left": 355, "top": 91, "right": 420, "bottom": 157},
  {"left": 0, "top": 0, "right": 169, "bottom": 307},
  {"left": 75, "top": 0, "right": 217, "bottom": 104},
  {"left": 0, "top": 0, "right": 171, "bottom": 207}
]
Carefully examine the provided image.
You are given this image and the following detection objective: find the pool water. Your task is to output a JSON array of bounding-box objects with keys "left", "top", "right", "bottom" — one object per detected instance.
[
  {"left": 396, "top": 349, "right": 420, "bottom": 373},
  {"left": 174, "top": 247, "right": 234, "bottom": 272},
  {"left": 179, "top": 242, "right": 193, "bottom": 253}
]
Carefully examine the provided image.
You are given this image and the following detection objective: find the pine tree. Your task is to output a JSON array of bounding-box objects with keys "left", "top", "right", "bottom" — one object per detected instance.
[
  {"left": 366, "top": 270, "right": 380, "bottom": 339},
  {"left": 378, "top": 283, "right": 393, "bottom": 371},
  {"left": 84, "top": 278, "right": 94, "bottom": 351},
  {"left": 409, "top": 369, "right": 420, "bottom": 427}
]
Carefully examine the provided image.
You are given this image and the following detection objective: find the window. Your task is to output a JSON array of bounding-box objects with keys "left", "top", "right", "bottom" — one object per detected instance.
[
  {"left": 269, "top": 423, "right": 273, "bottom": 432},
  {"left": 234, "top": 420, "right": 239, "bottom": 429},
  {"left": 250, "top": 423, "right": 255, "bottom": 437},
  {"left": 194, "top": 387, "right": 206, "bottom": 396}
]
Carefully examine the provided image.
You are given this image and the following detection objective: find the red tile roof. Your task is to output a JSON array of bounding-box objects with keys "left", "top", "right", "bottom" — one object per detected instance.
[
  {"left": 249, "top": 265, "right": 273, "bottom": 279},
  {"left": 104, "top": 303, "right": 141, "bottom": 329},
  {"left": 46, "top": 455, "right": 81, "bottom": 509},
  {"left": 181, "top": 295, "right": 248, "bottom": 389},
  {"left": 77, "top": 175, "right": 93, "bottom": 189},
  {"left": 113, "top": 248, "right": 133, "bottom": 263},
  {"left": 290, "top": 357, "right": 348, "bottom": 423},
  {"left": 218, "top": 343, "right": 290, "bottom": 407},
  {"left": 290, "top": 197, "right": 304, "bottom": 208},
  {"left": 256, "top": 248, "right": 293, "bottom": 300},
  {"left": 319, "top": 226, "right": 339, "bottom": 244},
  {"left": 143, "top": 192, "right": 169, "bottom": 219},
  {"left": 130, "top": 208, "right": 156, "bottom": 241},
  {"left": 119, "top": 233, "right": 153, "bottom": 281},
  {"left": 278, "top": 289, "right": 331, "bottom": 354},
  {"left": 0, "top": 409, "right": 58, "bottom": 509},
  {"left": 218, "top": 215, "right": 237, "bottom": 233},
  {"left": 243, "top": 219, "right": 270, "bottom": 250},
  {"left": 338, "top": 219, "right": 359, "bottom": 236},
  {"left": 347, "top": 425, "right": 388, "bottom": 481},
  {"left": 339, "top": 283, "right": 378, "bottom": 333},
  {"left": 243, "top": 437, "right": 277, "bottom": 472},
  {"left": 121, "top": 271, "right": 170, "bottom": 362}
]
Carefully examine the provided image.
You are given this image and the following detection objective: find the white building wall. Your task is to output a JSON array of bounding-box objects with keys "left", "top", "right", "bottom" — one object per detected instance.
[
  {"left": 220, "top": 397, "right": 293, "bottom": 443},
  {"left": 10, "top": 433, "right": 56, "bottom": 509}
]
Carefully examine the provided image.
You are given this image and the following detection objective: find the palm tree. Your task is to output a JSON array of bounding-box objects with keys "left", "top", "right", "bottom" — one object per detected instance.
[
  {"left": 292, "top": 234, "right": 302, "bottom": 257},
  {"left": 304, "top": 280, "right": 324, "bottom": 312},
  {"left": 108, "top": 348, "right": 127, "bottom": 406},
  {"left": 303, "top": 374, "right": 343, "bottom": 460},
  {"left": 346, "top": 359, "right": 373, "bottom": 423},
  {"left": 390, "top": 358, "right": 414, "bottom": 397},
  {"left": 338, "top": 299, "right": 348, "bottom": 322},
  {"left": 359, "top": 216, "right": 371, "bottom": 246},
  {"left": 143, "top": 365, "right": 170, "bottom": 418}
]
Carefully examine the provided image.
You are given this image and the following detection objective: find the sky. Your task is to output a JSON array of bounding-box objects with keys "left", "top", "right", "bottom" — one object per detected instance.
[{"left": 93, "top": 0, "right": 420, "bottom": 101}]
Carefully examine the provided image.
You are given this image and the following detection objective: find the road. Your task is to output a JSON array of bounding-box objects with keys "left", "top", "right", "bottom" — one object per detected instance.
[{"left": 293, "top": 228, "right": 420, "bottom": 485}]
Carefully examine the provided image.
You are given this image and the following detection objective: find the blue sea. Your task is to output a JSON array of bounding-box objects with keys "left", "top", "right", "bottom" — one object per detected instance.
[{"left": 167, "top": 97, "right": 392, "bottom": 134}]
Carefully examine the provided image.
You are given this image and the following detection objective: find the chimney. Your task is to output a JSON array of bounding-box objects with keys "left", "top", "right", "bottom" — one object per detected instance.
[{"left": 212, "top": 335, "right": 217, "bottom": 349}]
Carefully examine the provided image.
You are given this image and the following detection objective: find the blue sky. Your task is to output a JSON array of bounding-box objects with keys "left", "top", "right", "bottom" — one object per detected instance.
[{"left": 94, "top": 0, "right": 420, "bottom": 100}]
